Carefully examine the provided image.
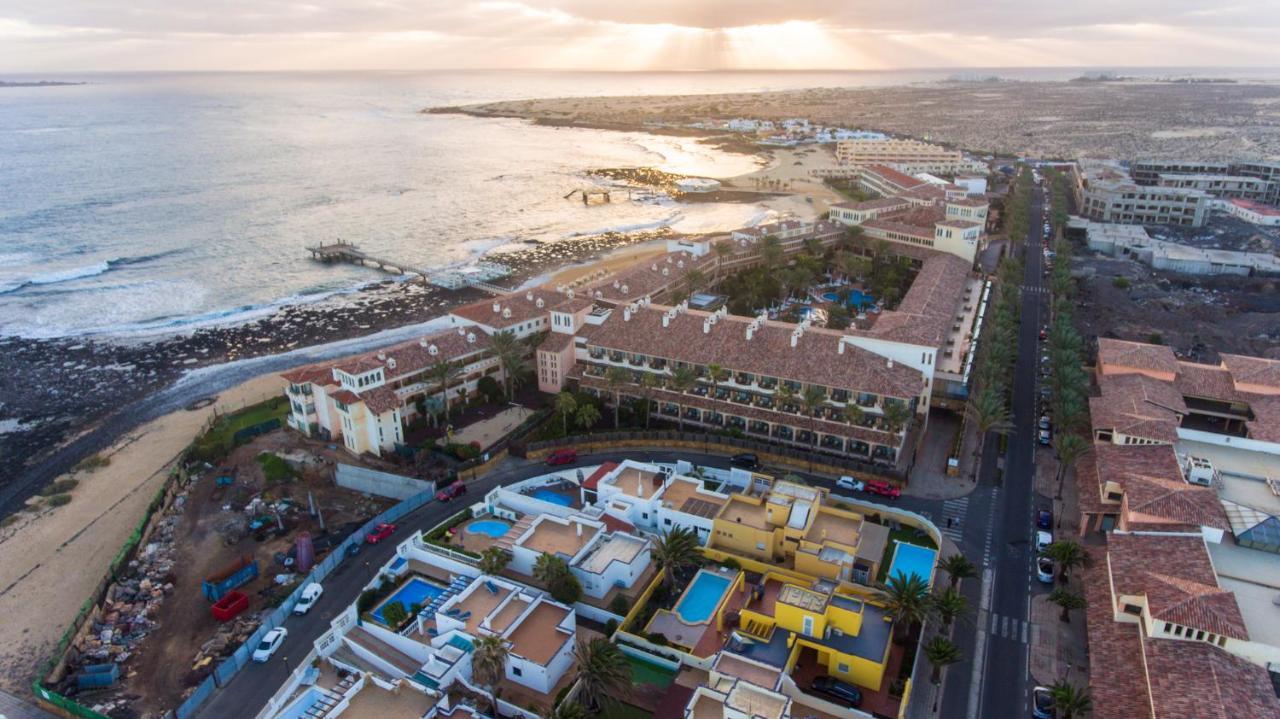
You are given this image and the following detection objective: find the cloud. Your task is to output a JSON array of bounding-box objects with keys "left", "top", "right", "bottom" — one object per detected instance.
[{"left": 1, "top": 0, "right": 1278, "bottom": 71}]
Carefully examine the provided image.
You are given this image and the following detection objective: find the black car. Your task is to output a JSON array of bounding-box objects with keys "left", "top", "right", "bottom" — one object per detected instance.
[
  {"left": 730, "top": 453, "right": 760, "bottom": 470},
  {"left": 812, "top": 677, "right": 862, "bottom": 707}
]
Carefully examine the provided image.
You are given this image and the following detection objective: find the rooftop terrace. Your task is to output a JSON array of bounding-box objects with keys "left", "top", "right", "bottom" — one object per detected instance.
[
  {"left": 604, "top": 465, "right": 666, "bottom": 500},
  {"left": 720, "top": 496, "right": 771, "bottom": 531},
  {"left": 506, "top": 602, "right": 571, "bottom": 665},
  {"left": 518, "top": 516, "right": 600, "bottom": 559},
  {"left": 574, "top": 532, "right": 647, "bottom": 575},
  {"left": 805, "top": 509, "right": 861, "bottom": 548}
]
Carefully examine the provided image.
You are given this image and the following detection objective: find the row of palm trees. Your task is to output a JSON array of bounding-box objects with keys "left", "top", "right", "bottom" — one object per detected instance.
[{"left": 416, "top": 329, "right": 531, "bottom": 429}]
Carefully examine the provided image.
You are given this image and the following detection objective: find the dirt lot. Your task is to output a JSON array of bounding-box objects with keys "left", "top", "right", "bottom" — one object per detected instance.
[
  {"left": 122, "top": 431, "right": 396, "bottom": 715},
  {"left": 1072, "top": 254, "right": 1280, "bottom": 362}
]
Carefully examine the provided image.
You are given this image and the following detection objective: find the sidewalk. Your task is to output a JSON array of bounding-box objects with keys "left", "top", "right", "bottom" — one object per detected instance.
[
  {"left": 1029, "top": 591, "right": 1089, "bottom": 687},
  {"left": 906, "top": 413, "right": 979, "bottom": 500},
  {"left": 1032, "top": 447, "right": 1080, "bottom": 535}
]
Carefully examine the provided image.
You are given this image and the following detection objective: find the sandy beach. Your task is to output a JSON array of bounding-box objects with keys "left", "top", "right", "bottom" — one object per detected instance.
[{"left": 0, "top": 373, "right": 282, "bottom": 693}]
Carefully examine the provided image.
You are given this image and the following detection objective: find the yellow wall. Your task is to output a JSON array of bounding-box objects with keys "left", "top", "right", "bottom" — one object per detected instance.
[
  {"left": 793, "top": 550, "right": 840, "bottom": 582},
  {"left": 774, "top": 599, "right": 828, "bottom": 639},
  {"left": 827, "top": 600, "right": 863, "bottom": 636},
  {"left": 711, "top": 519, "right": 780, "bottom": 560}
]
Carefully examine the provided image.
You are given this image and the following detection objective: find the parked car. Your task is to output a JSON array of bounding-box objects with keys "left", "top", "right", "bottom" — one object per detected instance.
[
  {"left": 1038, "top": 415, "right": 1051, "bottom": 431},
  {"left": 730, "top": 453, "right": 761, "bottom": 470},
  {"left": 1032, "top": 685, "right": 1056, "bottom": 719},
  {"left": 1038, "top": 428, "right": 1052, "bottom": 445},
  {"left": 811, "top": 676, "right": 863, "bottom": 707},
  {"left": 863, "top": 480, "right": 901, "bottom": 499},
  {"left": 1038, "top": 328, "right": 1048, "bottom": 341},
  {"left": 365, "top": 522, "right": 397, "bottom": 544},
  {"left": 1036, "top": 530, "right": 1053, "bottom": 554},
  {"left": 1037, "top": 557, "right": 1056, "bottom": 584},
  {"left": 545, "top": 448, "right": 578, "bottom": 466},
  {"left": 1036, "top": 509, "right": 1053, "bottom": 530},
  {"left": 435, "top": 480, "right": 467, "bottom": 502},
  {"left": 293, "top": 583, "right": 323, "bottom": 616},
  {"left": 836, "top": 476, "right": 865, "bottom": 492},
  {"left": 252, "top": 627, "right": 288, "bottom": 662}
]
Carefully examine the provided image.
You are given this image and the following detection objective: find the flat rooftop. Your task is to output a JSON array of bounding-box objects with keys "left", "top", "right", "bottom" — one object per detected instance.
[
  {"left": 518, "top": 517, "right": 601, "bottom": 558},
  {"left": 779, "top": 584, "right": 829, "bottom": 613},
  {"left": 660, "top": 477, "right": 726, "bottom": 515},
  {"left": 805, "top": 509, "right": 861, "bottom": 548},
  {"left": 1206, "top": 538, "right": 1280, "bottom": 648},
  {"left": 574, "top": 532, "right": 647, "bottom": 575},
  {"left": 506, "top": 601, "right": 571, "bottom": 665},
  {"left": 486, "top": 595, "right": 531, "bottom": 635},
  {"left": 604, "top": 465, "right": 665, "bottom": 500},
  {"left": 720, "top": 496, "right": 770, "bottom": 531},
  {"left": 726, "top": 681, "right": 788, "bottom": 719},
  {"left": 452, "top": 582, "right": 514, "bottom": 635},
  {"left": 937, "top": 277, "right": 985, "bottom": 376},
  {"left": 713, "top": 652, "right": 781, "bottom": 690}
]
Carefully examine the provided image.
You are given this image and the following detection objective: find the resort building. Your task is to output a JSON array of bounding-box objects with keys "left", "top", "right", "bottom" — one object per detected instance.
[
  {"left": 833, "top": 138, "right": 982, "bottom": 175},
  {"left": 503, "top": 513, "right": 653, "bottom": 600},
  {"left": 448, "top": 288, "right": 564, "bottom": 340},
  {"left": 1131, "top": 159, "right": 1280, "bottom": 206},
  {"left": 1073, "top": 338, "right": 1280, "bottom": 717},
  {"left": 1070, "top": 218, "right": 1280, "bottom": 276},
  {"left": 1078, "top": 162, "right": 1213, "bottom": 227},
  {"left": 281, "top": 327, "right": 500, "bottom": 456},
  {"left": 1220, "top": 198, "right": 1280, "bottom": 226},
  {"left": 583, "top": 460, "right": 730, "bottom": 543}
]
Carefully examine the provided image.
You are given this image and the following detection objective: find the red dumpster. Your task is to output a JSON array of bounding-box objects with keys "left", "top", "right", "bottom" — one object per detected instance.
[{"left": 211, "top": 590, "right": 250, "bottom": 622}]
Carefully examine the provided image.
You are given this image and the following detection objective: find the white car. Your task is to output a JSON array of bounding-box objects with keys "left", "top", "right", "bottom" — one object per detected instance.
[
  {"left": 1036, "top": 530, "right": 1053, "bottom": 554},
  {"left": 836, "top": 476, "right": 865, "bottom": 492},
  {"left": 1037, "top": 557, "right": 1055, "bottom": 584},
  {"left": 252, "top": 627, "right": 288, "bottom": 662},
  {"left": 293, "top": 583, "right": 323, "bottom": 616}
]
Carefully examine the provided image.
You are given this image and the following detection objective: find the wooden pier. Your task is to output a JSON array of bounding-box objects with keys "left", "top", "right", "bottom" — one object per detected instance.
[
  {"left": 306, "top": 240, "right": 431, "bottom": 281},
  {"left": 564, "top": 187, "right": 614, "bottom": 205}
]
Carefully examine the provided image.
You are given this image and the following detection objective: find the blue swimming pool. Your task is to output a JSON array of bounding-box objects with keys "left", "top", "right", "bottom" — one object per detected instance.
[
  {"left": 465, "top": 519, "right": 512, "bottom": 537},
  {"left": 373, "top": 577, "right": 446, "bottom": 625},
  {"left": 821, "top": 289, "right": 876, "bottom": 309},
  {"left": 532, "top": 488, "right": 573, "bottom": 507},
  {"left": 821, "top": 291, "right": 840, "bottom": 302},
  {"left": 674, "top": 570, "right": 733, "bottom": 624},
  {"left": 888, "top": 542, "right": 937, "bottom": 585}
]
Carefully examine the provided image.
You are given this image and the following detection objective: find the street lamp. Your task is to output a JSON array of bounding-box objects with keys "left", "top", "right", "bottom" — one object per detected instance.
[{"left": 281, "top": 655, "right": 291, "bottom": 674}]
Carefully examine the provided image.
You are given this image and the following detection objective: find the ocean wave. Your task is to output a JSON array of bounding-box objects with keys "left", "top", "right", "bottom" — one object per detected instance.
[{"left": 0, "top": 250, "right": 184, "bottom": 295}]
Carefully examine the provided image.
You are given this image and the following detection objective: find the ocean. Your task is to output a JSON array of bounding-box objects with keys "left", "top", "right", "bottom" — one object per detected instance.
[{"left": 2, "top": 68, "right": 1273, "bottom": 339}]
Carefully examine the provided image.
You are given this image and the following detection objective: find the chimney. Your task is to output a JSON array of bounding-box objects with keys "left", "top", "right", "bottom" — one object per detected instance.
[
  {"left": 624, "top": 308, "right": 631, "bottom": 321},
  {"left": 887, "top": 359, "right": 894, "bottom": 369},
  {"left": 663, "top": 314, "right": 671, "bottom": 328},
  {"left": 492, "top": 302, "right": 501, "bottom": 313},
  {"left": 746, "top": 326, "right": 754, "bottom": 341},
  {"left": 703, "top": 320, "right": 711, "bottom": 334},
  {"left": 576, "top": 523, "right": 583, "bottom": 537},
  {"left": 838, "top": 342, "right": 845, "bottom": 355},
  {"left": 790, "top": 332, "right": 799, "bottom": 348},
  {"left": 526, "top": 291, "right": 534, "bottom": 301}
]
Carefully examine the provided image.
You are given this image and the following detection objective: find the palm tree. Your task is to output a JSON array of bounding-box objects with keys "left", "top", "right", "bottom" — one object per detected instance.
[
  {"left": 668, "top": 366, "right": 697, "bottom": 431},
  {"left": 777, "top": 383, "right": 798, "bottom": 414},
  {"left": 1052, "top": 432, "right": 1090, "bottom": 501},
  {"left": 471, "top": 634, "right": 508, "bottom": 716},
  {"left": 924, "top": 635, "right": 962, "bottom": 685},
  {"left": 882, "top": 400, "right": 913, "bottom": 436},
  {"left": 683, "top": 267, "right": 706, "bottom": 298},
  {"left": 534, "top": 552, "right": 582, "bottom": 603},
  {"left": 938, "top": 553, "right": 976, "bottom": 589},
  {"left": 546, "top": 703, "right": 586, "bottom": 719},
  {"left": 554, "top": 391, "right": 577, "bottom": 436},
  {"left": 575, "top": 402, "right": 601, "bottom": 431},
  {"left": 603, "top": 366, "right": 630, "bottom": 428},
  {"left": 712, "top": 241, "right": 735, "bottom": 282},
  {"left": 706, "top": 363, "right": 728, "bottom": 402},
  {"left": 932, "top": 587, "right": 969, "bottom": 630},
  {"left": 478, "top": 547, "right": 511, "bottom": 576},
  {"left": 428, "top": 359, "right": 462, "bottom": 427},
  {"left": 1041, "top": 541, "right": 1086, "bottom": 584},
  {"left": 1049, "top": 587, "right": 1086, "bottom": 623},
  {"left": 759, "top": 235, "right": 783, "bottom": 267},
  {"left": 881, "top": 572, "right": 933, "bottom": 643},
  {"left": 488, "top": 330, "right": 524, "bottom": 400},
  {"left": 800, "top": 385, "right": 827, "bottom": 449},
  {"left": 574, "top": 638, "right": 630, "bottom": 711},
  {"left": 967, "top": 387, "right": 1013, "bottom": 471},
  {"left": 637, "top": 372, "right": 658, "bottom": 429},
  {"left": 1049, "top": 680, "right": 1092, "bottom": 719},
  {"left": 651, "top": 526, "right": 701, "bottom": 591}
]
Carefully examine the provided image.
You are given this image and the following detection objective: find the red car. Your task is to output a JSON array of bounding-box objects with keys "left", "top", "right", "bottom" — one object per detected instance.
[
  {"left": 545, "top": 448, "right": 578, "bottom": 466},
  {"left": 365, "top": 522, "right": 397, "bottom": 544},
  {"left": 435, "top": 481, "right": 467, "bottom": 502},
  {"left": 863, "top": 480, "right": 901, "bottom": 499}
]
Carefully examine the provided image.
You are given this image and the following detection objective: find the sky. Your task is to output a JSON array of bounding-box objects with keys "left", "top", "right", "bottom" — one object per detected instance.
[{"left": 3, "top": 0, "right": 1280, "bottom": 72}]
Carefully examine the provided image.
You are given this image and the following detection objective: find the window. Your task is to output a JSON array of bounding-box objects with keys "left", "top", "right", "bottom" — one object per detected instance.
[
  {"left": 512, "top": 667, "right": 522, "bottom": 677},
  {"left": 756, "top": 542, "right": 766, "bottom": 551},
  {"left": 1163, "top": 623, "right": 1173, "bottom": 634},
  {"left": 1122, "top": 603, "right": 1142, "bottom": 616},
  {"left": 664, "top": 518, "right": 672, "bottom": 526},
  {"left": 642, "top": 512, "right": 649, "bottom": 520},
  {"left": 837, "top": 662, "right": 850, "bottom": 674}
]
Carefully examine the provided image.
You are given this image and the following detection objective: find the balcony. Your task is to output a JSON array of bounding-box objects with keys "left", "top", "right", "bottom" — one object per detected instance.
[
  {"left": 757, "top": 378, "right": 778, "bottom": 391},
  {"left": 628, "top": 355, "right": 646, "bottom": 367},
  {"left": 732, "top": 392, "right": 754, "bottom": 405},
  {"left": 648, "top": 359, "right": 667, "bottom": 371},
  {"left": 747, "top": 420, "right": 770, "bottom": 436}
]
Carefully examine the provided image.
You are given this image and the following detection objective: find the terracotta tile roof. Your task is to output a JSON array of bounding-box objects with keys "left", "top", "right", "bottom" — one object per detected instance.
[
  {"left": 1221, "top": 353, "right": 1280, "bottom": 390},
  {"left": 862, "top": 164, "right": 927, "bottom": 192},
  {"left": 1119, "top": 474, "right": 1229, "bottom": 531},
  {"left": 1174, "top": 361, "right": 1238, "bottom": 402},
  {"left": 363, "top": 385, "right": 400, "bottom": 414},
  {"left": 936, "top": 218, "right": 983, "bottom": 229},
  {"left": 584, "top": 251, "right": 704, "bottom": 305},
  {"left": 830, "top": 197, "right": 910, "bottom": 211},
  {"left": 1083, "top": 547, "right": 1153, "bottom": 719},
  {"left": 1242, "top": 393, "right": 1280, "bottom": 443},
  {"left": 554, "top": 296, "right": 595, "bottom": 313},
  {"left": 576, "top": 304, "right": 925, "bottom": 399},
  {"left": 897, "top": 184, "right": 946, "bottom": 203},
  {"left": 582, "top": 462, "right": 619, "bottom": 492},
  {"left": 1091, "top": 373, "right": 1187, "bottom": 443},
  {"left": 538, "top": 331, "right": 575, "bottom": 353},
  {"left": 866, "top": 254, "right": 972, "bottom": 347},
  {"left": 329, "top": 389, "right": 361, "bottom": 405},
  {"left": 947, "top": 197, "right": 989, "bottom": 207},
  {"left": 578, "top": 374, "right": 905, "bottom": 446},
  {"left": 1107, "top": 533, "right": 1248, "bottom": 640},
  {"left": 1092, "top": 443, "right": 1182, "bottom": 491},
  {"left": 1143, "top": 631, "right": 1280, "bottom": 718},
  {"left": 1097, "top": 338, "right": 1179, "bottom": 375},
  {"left": 281, "top": 365, "right": 334, "bottom": 385},
  {"left": 1074, "top": 450, "right": 1112, "bottom": 517},
  {"left": 337, "top": 327, "right": 492, "bottom": 379},
  {"left": 451, "top": 288, "right": 562, "bottom": 329},
  {"left": 861, "top": 216, "right": 935, "bottom": 241},
  {"left": 732, "top": 219, "right": 809, "bottom": 239}
]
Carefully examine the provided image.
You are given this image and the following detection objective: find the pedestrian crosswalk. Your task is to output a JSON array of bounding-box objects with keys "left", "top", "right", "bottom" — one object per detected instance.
[
  {"left": 990, "top": 612, "right": 1030, "bottom": 644},
  {"left": 1020, "top": 285, "right": 1051, "bottom": 295},
  {"left": 939, "top": 496, "right": 969, "bottom": 542}
]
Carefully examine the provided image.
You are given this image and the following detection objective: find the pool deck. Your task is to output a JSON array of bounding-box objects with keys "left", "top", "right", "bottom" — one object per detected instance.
[
  {"left": 454, "top": 517, "right": 513, "bottom": 554},
  {"left": 517, "top": 516, "right": 601, "bottom": 558}
]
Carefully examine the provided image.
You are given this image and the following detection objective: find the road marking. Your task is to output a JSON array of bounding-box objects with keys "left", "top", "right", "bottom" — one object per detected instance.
[
  {"left": 1022, "top": 620, "right": 1029, "bottom": 644},
  {"left": 940, "top": 496, "right": 969, "bottom": 541},
  {"left": 988, "top": 613, "right": 1030, "bottom": 644}
]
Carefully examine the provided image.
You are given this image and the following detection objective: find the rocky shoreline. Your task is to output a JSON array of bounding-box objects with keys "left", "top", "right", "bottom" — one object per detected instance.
[{"left": 0, "top": 228, "right": 674, "bottom": 513}]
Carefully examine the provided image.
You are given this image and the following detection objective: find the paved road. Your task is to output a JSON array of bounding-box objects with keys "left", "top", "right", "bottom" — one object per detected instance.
[{"left": 196, "top": 449, "right": 947, "bottom": 719}]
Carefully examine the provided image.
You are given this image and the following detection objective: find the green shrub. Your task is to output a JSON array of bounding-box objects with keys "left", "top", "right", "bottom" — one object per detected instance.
[
  {"left": 257, "top": 453, "right": 294, "bottom": 484},
  {"left": 647, "top": 632, "right": 669, "bottom": 646},
  {"left": 41, "top": 478, "right": 79, "bottom": 496},
  {"left": 380, "top": 601, "right": 409, "bottom": 628},
  {"left": 47, "top": 494, "right": 72, "bottom": 507},
  {"left": 357, "top": 588, "right": 381, "bottom": 614},
  {"left": 1112, "top": 276, "right": 1131, "bottom": 289},
  {"left": 609, "top": 595, "right": 630, "bottom": 616},
  {"left": 0, "top": 515, "right": 19, "bottom": 528},
  {"left": 74, "top": 455, "right": 110, "bottom": 472},
  {"left": 721, "top": 557, "right": 741, "bottom": 571},
  {"left": 477, "top": 375, "right": 504, "bottom": 403},
  {"left": 604, "top": 619, "right": 619, "bottom": 636}
]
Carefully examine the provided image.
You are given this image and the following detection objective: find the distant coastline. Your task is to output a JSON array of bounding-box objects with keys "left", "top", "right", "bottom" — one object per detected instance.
[{"left": 0, "top": 80, "right": 86, "bottom": 88}]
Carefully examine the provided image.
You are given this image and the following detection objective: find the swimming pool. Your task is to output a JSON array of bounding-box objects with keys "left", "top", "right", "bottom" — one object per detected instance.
[
  {"left": 821, "top": 291, "right": 840, "bottom": 302},
  {"left": 820, "top": 289, "right": 876, "bottom": 309},
  {"left": 887, "top": 542, "right": 937, "bottom": 586},
  {"left": 673, "top": 570, "right": 733, "bottom": 624},
  {"left": 465, "top": 519, "right": 512, "bottom": 538},
  {"left": 372, "top": 577, "right": 446, "bottom": 625},
  {"left": 532, "top": 488, "right": 573, "bottom": 506}
]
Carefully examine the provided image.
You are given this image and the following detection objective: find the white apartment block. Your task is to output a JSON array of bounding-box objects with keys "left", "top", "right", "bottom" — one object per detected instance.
[{"left": 834, "top": 138, "right": 967, "bottom": 175}]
